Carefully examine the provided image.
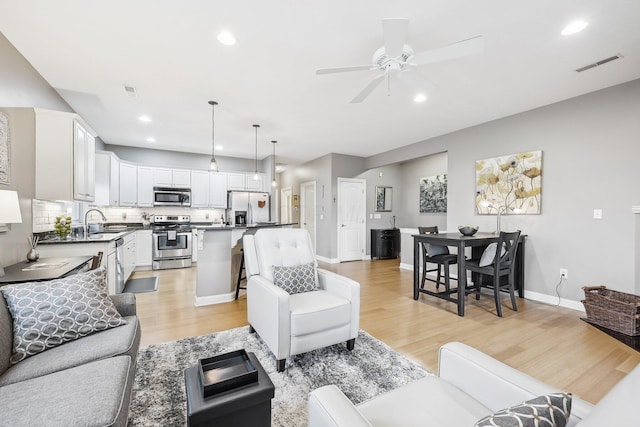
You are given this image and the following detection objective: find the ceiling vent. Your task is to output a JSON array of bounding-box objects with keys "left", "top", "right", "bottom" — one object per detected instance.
[
  {"left": 123, "top": 85, "right": 137, "bottom": 97},
  {"left": 575, "top": 54, "right": 623, "bottom": 72}
]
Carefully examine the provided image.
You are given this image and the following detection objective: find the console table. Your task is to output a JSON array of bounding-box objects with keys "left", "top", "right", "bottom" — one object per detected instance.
[{"left": 412, "top": 232, "right": 526, "bottom": 316}]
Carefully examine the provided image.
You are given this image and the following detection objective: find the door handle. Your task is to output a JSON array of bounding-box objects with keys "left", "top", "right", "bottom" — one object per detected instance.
[{"left": 341, "top": 224, "right": 346, "bottom": 227}]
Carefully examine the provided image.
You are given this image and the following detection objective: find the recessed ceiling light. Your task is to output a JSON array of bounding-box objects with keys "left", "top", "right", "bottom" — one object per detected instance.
[
  {"left": 139, "top": 115, "right": 152, "bottom": 123},
  {"left": 561, "top": 20, "right": 588, "bottom": 35},
  {"left": 413, "top": 93, "right": 427, "bottom": 103},
  {"left": 217, "top": 31, "right": 236, "bottom": 46},
  {"left": 146, "top": 137, "right": 156, "bottom": 143}
]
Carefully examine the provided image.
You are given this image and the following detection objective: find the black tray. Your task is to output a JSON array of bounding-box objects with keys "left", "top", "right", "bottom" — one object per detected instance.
[{"left": 198, "top": 349, "right": 258, "bottom": 398}]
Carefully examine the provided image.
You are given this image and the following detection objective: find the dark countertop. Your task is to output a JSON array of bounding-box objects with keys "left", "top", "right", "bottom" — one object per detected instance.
[
  {"left": 195, "top": 223, "right": 297, "bottom": 231},
  {"left": 38, "top": 230, "right": 134, "bottom": 245},
  {"left": 0, "top": 256, "right": 93, "bottom": 284}
]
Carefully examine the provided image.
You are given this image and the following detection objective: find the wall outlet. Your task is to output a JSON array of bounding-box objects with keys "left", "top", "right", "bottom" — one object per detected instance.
[
  {"left": 560, "top": 268, "right": 568, "bottom": 279},
  {"left": 593, "top": 209, "right": 603, "bottom": 219}
]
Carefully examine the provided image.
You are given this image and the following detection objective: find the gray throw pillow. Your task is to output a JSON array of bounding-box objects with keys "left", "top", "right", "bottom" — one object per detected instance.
[
  {"left": 474, "top": 393, "right": 572, "bottom": 427},
  {"left": 1, "top": 266, "right": 127, "bottom": 365},
  {"left": 479, "top": 242, "right": 507, "bottom": 267},
  {"left": 272, "top": 262, "right": 319, "bottom": 294},
  {"left": 427, "top": 244, "right": 449, "bottom": 256}
]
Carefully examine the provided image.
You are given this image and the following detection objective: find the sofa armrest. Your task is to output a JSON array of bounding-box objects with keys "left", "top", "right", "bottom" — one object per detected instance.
[
  {"left": 308, "top": 385, "right": 372, "bottom": 427},
  {"left": 317, "top": 269, "right": 360, "bottom": 338},
  {"left": 438, "top": 342, "right": 593, "bottom": 425},
  {"left": 246, "top": 275, "right": 291, "bottom": 360},
  {"left": 109, "top": 293, "right": 137, "bottom": 317}
]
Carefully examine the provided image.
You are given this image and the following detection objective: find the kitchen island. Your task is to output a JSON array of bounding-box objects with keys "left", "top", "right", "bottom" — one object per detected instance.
[{"left": 193, "top": 223, "right": 296, "bottom": 306}]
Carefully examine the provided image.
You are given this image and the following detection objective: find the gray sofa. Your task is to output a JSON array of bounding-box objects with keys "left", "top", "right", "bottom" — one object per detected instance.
[{"left": 0, "top": 291, "right": 141, "bottom": 427}]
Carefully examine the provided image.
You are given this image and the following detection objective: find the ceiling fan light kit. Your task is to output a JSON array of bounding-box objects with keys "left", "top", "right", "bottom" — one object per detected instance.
[{"left": 316, "top": 18, "right": 484, "bottom": 103}]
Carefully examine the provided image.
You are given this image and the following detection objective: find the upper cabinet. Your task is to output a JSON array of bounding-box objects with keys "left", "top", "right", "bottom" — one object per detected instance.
[
  {"left": 137, "top": 166, "right": 154, "bottom": 207},
  {"left": 95, "top": 152, "right": 119, "bottom": 206},
  {"left": 209, "top": 172, "right": 227, "bottom": 208},
  {"left": 228, "top": 172, "right": 264, "bottom": 191},
  {"left": 34, "top": 109, "right": 96, "bottom": 202},
  {"left": 190, "top": 170, "right": 210, "bottom": 208},
  {"left": 153, "top": 167, "right": 191, "bottom": 188},
  {"left": 119, "top": 162, "right": 137, "bottom": 206}
]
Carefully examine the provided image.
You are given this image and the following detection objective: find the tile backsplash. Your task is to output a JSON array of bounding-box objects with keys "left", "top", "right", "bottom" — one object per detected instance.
[{"left": 32, "top": 199, "right": 226, "bottom": 232}]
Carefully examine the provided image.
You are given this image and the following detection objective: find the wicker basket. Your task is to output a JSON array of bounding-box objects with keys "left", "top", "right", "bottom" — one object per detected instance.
[{"left": 582, "top": 286, "right": 640, "bottom": 336}]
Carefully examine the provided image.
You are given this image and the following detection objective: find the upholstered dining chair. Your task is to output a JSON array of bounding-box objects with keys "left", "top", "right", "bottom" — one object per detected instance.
[
  {"left": 418, "top": 226, "right": 458, "bottom": 293},
  {"left": 465, "top": 230, "right": 522, "bottom": 317},
  {"left": 243, "top": 228, "right": 360, "bottom": 372}
]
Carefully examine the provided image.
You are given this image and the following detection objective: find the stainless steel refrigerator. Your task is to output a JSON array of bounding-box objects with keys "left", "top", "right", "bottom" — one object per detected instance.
[{"left": 228, "top": 191, "right": 271, "bottom": 225}]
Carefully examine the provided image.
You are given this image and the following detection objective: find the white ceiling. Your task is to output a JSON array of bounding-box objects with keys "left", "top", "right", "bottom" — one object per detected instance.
[{"left": 1, "top": 0, "right": 639, "bottom": 167}]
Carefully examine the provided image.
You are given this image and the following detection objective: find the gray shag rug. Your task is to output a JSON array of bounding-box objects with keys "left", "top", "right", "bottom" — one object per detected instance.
[{"left": 128, "top": 326, "right": 431, "bottom": 426}]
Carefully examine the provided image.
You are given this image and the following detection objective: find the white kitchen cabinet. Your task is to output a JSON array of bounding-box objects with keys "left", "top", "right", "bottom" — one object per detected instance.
[
  {"left": 190, "top": 170, "right": 210, "bottom": 207},
  {"left": 137, "top": 166, "right": 154, "bottom": 207},
  {"left": 153, "top": 167, "right": 191, "bottom": 188},
  {"left": 95, "top": 151, "right": 120, "bottom": 206},
  {"left": 34, "top": 108, "right": 97, "bottom": 202},
  {"left": 119, "top": 162, "right": 138, "bottom": 206},
  {"left": 209, "top": 172, "right": 228, "bottom": 208},
  {"left": 135, "top": 230, "right": 153, "bottom": 268},
  {"left": 73, "top": 120, "right": 95, "bottom": 201},
  {"left": 192, "top": 229, "right": 198, "bottom": 262},
  {"left": 107, "top": 250, "right": 116, "bottom": 293},
  {"left": 227, "top": 172, "right": 264, "bottom": 191},
  {"left": 123, "top": 232, "right": 136, "bottom": 281}
]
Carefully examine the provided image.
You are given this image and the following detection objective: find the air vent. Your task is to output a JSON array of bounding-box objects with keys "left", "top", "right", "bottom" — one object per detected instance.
[
  {"left": 575, "top": 54, "right": 623, "bottom": 72},
  {"left": 123, "top": 85, "right": 137, "bottom": 97}
]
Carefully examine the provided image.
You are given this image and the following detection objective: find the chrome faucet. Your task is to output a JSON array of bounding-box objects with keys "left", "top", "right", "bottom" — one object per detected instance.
[{"left": 84, "top": 208, "right": 107, "bottom": 237}]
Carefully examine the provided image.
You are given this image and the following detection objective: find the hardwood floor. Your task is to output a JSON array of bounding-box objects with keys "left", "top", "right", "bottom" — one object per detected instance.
[{"left": 131, "top": 259, "right": 640, "bottom": 404}]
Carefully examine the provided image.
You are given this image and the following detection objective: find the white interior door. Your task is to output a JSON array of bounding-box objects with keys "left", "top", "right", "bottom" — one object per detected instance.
[
  {"left": 337, "top": 178, "right": 366, "bottom": 262},
  {"left": 280, "top": 187, "right": 292, "bottom": 223},
  {"left": 300, "top": 181, "right": 316, "bottom": 252}
]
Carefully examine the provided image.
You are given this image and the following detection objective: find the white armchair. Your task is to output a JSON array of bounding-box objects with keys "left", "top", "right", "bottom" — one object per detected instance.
[{"left": 243, "top": 228, "right": 360, "bottom": 372}]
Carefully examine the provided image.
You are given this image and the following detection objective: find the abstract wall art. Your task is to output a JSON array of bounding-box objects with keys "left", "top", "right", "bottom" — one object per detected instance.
[
  {"left": 475, "top": 150, "right": 542, "bottom": 215},
  {"left": 0, "top": 112, "right": 10, "bottom": 185},
  {"left": 419, "top": 174, "right": 447, "bottom": 213}
]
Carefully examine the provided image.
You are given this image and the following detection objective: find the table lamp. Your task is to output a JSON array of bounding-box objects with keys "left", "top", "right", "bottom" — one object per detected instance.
[{"left": 0, "top": 189, "right": 23, "bottom": 277}]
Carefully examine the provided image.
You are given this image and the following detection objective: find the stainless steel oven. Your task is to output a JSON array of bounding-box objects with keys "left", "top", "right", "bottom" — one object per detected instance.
[
  {"left": 153, "top": 187, "right": 191, "bottom": 207},
  {"left": 152, "top": 215, "right": 193, "bottom": 270}
]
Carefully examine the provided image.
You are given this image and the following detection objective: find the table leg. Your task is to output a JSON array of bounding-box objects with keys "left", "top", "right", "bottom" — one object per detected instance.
[
  {"left": 413, "top": 238, "right": 419, "bottom": 300},
  {"left": 457, "top": 242, "right": 466, "bottom": 316}
]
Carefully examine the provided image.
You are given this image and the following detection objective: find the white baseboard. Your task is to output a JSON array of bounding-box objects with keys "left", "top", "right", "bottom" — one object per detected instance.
[
  {"left": 317, "top": 255, "right": 340, "bottom": 264},
  {"left": 524, "top": 290, "right": 585, "bottom": 312},
  {"left": 194, "top": 292, "right": 237, "bottom": 306},
  {"left": 399, "top": 262, "right": 413, "bottom": 271}
]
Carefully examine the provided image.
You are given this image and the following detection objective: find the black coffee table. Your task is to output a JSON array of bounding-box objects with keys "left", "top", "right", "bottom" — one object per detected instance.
[{"left": 185, "top": 351, "right": 275, "bottom": 427}]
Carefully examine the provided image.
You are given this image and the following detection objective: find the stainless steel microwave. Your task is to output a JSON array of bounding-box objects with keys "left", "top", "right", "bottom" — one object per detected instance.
[{"left": 153, "top": 187, "right": 191, "bottom": 207}]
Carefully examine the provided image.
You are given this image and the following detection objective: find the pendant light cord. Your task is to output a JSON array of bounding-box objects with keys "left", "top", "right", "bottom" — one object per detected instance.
[
  {"left": 208, "top": 101, "right": 218, "bottom": 170},
  {"left": 253, "top": 124, "right": 260, "bottom": 175}
]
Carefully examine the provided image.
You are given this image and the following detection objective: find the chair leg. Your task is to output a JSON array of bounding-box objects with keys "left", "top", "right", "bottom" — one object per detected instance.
[
  {"left": 249, "top": 324, "right": 255, "bottom": 333},
  {"left": 443, "top": 261, "right": 450, "bottom": 293},
  {"left": 235, "top": 253, "right": 246, "bottom": 300},
  {"left": 346, "top": 338, "right": 355, "bottom": 351},
  {"left": 494, "top": 275, "right": 503, "bottom": 317},
  {"left": 277, "top": 359, "right": 286, "bottom": 372},
  {"left": 436, "top": 264, "right": 442, "bottom": 289},
  {"left": 475, "top": 274, "right": 482, "bottom": 300},
  {"left": 420, "top": 264, "right": 426, "bottom": 289},
  {"left": 509, "top": 273, "right": 518, "bottom": 311}
]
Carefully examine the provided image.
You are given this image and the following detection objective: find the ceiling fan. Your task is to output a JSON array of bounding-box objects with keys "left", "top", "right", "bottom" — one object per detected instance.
[{"left": 316, "top": 18, "right": 484, "bottom": 103}]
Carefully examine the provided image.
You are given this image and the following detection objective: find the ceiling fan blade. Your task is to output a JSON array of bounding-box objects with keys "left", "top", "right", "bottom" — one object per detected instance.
[
  {"left": 382, "top": 18, "right": 409, "bottom": 58},
  {"left": 410, "top": 35, "right": 484, "bottom": 66},
  {"left": 316, "top": 65, "right": 373, "bottom": 75},
  {"left": 350, "top": 73, "right": 386, "bottom": 103}
]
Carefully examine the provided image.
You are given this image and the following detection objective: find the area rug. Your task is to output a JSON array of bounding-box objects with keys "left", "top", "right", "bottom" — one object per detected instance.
[
  {"left": 122, "top": 277, "right": 158, "bottom": 294},
  {"left": 128, "top": 326, "right": 431, "bottom": 426}
]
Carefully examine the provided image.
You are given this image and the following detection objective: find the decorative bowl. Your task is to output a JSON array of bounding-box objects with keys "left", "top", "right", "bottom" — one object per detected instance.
[{"left": 458, "top": 225, "right": 479, "bottom": 236}]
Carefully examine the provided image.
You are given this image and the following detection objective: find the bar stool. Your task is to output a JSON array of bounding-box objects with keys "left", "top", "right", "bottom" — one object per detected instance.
[{"left": 235, "top": 248, "right": 247, "bottom": 300}]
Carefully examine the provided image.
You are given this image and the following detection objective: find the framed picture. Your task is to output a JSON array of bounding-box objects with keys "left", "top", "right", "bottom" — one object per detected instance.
[
  {"left": 475, "top": 150, "right": 542, "bottom": 214},
  {"left": 419, "top": 175, "right": 447, "bottom": 213},
  {"left": 375, "top": 186, "right": 392, "bottom": 212},
  {"left": 292, "top": 194, "right": 299, "bottom": 207}
]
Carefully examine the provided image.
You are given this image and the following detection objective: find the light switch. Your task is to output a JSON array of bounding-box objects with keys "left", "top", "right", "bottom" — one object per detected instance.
[
  {"left": 320, "top": 214, "right": 324, "bottom": 220},
  {"left": 369, "top": 214, "right": 373, "bottom": 219},
  {"left": 593, "top": 209, "right": 603, "bottom": 219}
]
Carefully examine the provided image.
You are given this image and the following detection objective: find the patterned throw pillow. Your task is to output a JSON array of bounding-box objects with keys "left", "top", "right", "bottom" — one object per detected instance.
[
  {"left": 475, "top": 393, "right": 572, "bottom": 427},
  {"left": 272, "top": 262, "right": 319, "bottom": 294},
  {"left": 1, "top": 266, "right": 127, "bottom": 365}
]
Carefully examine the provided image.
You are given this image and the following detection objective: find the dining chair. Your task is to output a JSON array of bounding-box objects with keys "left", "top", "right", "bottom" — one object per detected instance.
[
  {"left": 465, "top": 230, "right": 521, "bottom": 317},
  {"left": 418, "top": 226, "right": 458, "bottom": 293}
]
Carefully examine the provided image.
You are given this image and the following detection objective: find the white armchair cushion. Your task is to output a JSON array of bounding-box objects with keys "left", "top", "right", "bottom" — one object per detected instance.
[
  {"left": 290, "top": 291, "right": 352, "bottom": 336},
  {"left": 253, "top": 228, "right": 317, "bottom": 282}
]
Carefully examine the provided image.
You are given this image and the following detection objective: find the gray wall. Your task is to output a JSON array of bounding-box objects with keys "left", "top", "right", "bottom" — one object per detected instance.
[{"left": 367, "top": 80, "right": 640, "bottom": 302}]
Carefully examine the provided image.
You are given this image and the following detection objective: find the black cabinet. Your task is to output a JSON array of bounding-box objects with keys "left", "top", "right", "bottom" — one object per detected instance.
[{"left": 371, "top": 228, "right": 400, "bottom": 260}]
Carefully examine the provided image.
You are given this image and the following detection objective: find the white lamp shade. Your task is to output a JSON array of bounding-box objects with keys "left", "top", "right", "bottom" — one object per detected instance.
[{"left": 0, "top": 190, "right": 23, "bottom": 223}]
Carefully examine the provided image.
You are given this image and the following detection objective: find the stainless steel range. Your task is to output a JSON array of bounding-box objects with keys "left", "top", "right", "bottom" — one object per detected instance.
[{"left": 152, "top": 215, "right": 193, "bottom": 270}]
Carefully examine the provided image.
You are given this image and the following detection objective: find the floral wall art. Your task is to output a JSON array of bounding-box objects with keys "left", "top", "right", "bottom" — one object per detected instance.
[
  {"left": 475, "top": 150, "right": 542, "bottom": 215},
  {"left": 419, "top": 174, "right": 447, "bottom": 213}
]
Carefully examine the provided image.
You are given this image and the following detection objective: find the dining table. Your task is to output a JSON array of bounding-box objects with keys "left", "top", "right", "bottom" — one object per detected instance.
[{"left": 412, "top": 232, "right": 526, "bottom": 316}]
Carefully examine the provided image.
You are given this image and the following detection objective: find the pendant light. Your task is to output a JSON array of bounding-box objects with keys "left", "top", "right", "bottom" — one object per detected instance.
[
  {"left": 208, "top": 100, "right": 218, "bottom": 171},
  {"left": 253, "top": 124, "right": 260, "bottom": 180},
  {"left": 271, "top": 140, "right": 277, "bottom": 187}
]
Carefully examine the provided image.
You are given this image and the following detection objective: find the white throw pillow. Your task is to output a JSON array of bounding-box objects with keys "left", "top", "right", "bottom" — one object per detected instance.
[{"left": 479, "top": 242, "right": 506, "bottom": 267}]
